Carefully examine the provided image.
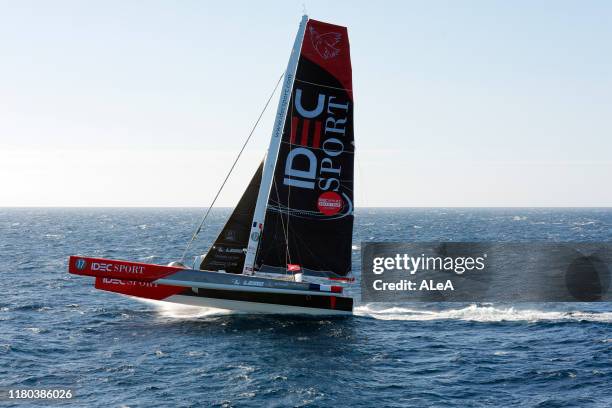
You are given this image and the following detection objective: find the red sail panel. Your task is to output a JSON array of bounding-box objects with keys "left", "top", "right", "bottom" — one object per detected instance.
[{"left": 300, "top": 20, "right": 352, "bottom": 99}]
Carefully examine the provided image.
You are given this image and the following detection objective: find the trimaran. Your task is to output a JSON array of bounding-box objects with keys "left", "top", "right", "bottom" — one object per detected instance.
[{"left": 68, "top": 15, "right": 355, "bottom": 315}]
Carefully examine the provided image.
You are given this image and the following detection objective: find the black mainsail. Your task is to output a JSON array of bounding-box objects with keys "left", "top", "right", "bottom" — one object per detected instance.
[
  {"left": 255, "top": 19, "right": 354, "bottom": 279},
  {"left": 202, "top": 17, "right": 354, "bottom": 280}
]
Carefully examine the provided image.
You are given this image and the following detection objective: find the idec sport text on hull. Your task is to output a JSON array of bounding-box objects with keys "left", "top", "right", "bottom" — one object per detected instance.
[
  {"left": 284, "top": 87, "right": 349, "bottom": 202},
  {"left": 91, "top": 262, "right": 145, "bottom": 275}
]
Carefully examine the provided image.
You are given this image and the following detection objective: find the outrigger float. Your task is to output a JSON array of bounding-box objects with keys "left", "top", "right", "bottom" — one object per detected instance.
[{"left": 68, "top": 15, "right": 356, "bottom": 315}]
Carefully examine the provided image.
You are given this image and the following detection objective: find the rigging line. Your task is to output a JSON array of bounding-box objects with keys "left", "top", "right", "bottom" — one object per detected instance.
[
  {"left": 285, "top": 99, "right": 294, "bottom": 272},
  {"left": 179, "top": 72, "right": 285, "bottom": 263},
  {"left": 269, "top": 125, "right": 291, "bottom": 273},
  {"left": 294, "top": 79, "right": 352, "bottom": 92},
  {"left": 272, "top": 176, "right": 291, "bottom": 269}
]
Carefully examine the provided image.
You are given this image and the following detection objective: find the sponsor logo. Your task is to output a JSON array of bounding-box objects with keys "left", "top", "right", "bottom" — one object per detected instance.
[
  {"left": 91, "top": 262, "right": 145, "bottom": 275},
  {"left": 91, "top": 262, "right": 112, "bottom": 272},
  {"left": 217, "top": 247, "right": 245, "bottom": 254},
  {"left": 231, "top": 278, "right": 263, "bottom": 287},
  {"left": 243, "top": 280, "right": 265, "bottom": 287},
  {"left": 250, "top": 231, "right": 260, "bottom": 242},
  {"left": 309, "top": 27, "right": 341, "bottom": 60},
  {"left": 283, "top": 87, "right": 352, "bottom": 217},
  {"left": 103, "top": 278, "right": 126, "bottom": 285},
  {"left": 317, "top": 192, "right": 343, "bottom": 215},
  {"left": 75, "top": 258, "right": 87, "bottom": 271},
  {"left": 102, "top": 278, "right": 158, "bottom": 287}
]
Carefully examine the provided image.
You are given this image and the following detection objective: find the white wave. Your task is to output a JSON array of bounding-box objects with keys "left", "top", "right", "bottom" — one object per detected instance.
[
  {"left": 137, "top": 298, "right": 232, "bottom": 319},
  {"left": 572, "top": 221, "right": 596, "bottom": 226},
  {"left": 355, "top": 304, "right": 612, "bottom": 323},
  {"left": 26, "top": 327, "right": 42, "bottom": 333}
]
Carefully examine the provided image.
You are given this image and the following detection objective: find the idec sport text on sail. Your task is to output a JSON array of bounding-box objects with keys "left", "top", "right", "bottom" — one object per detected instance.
[{"left": 283, "top": 87, "right": 350, "bottom": 216}]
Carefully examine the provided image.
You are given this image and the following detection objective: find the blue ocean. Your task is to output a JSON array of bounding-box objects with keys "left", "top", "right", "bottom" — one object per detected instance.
[{"left": 1, "top": 208, "right": 611, "bottom": 407}]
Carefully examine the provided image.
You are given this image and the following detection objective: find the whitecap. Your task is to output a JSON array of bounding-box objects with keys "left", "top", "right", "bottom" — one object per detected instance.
[
  {"left": 26, "top": 327, "right": 42, "bottom": 333},
  {"left": 573, "top": 221, "right": 595, "bottom": 226}
]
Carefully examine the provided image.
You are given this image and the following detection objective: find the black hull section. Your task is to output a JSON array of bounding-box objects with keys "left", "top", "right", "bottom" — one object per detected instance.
[{"left": 193, "top": 288, "right": 353, "bottom": 313}]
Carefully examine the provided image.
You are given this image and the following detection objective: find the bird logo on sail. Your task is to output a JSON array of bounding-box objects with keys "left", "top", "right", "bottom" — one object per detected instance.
[{"left": 309, "top": 27, "right": 341, "bottom": 60}]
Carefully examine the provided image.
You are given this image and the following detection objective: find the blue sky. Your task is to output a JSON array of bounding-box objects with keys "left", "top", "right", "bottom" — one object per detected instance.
[{"left": 1, "top": 1, "right": 611, "bottom": 206}]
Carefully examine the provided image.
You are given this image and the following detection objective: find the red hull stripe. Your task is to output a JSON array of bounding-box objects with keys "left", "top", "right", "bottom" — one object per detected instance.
[
  {"left": 68, "top": 256, "right": 182, "bottom": 281},
  {"left": 290, "top": 116, "right": 298, "bottom": 144},
  {"left": 300, "top": 119, "right": 310, "bottom": 146},
  {"left": 316, "top": 284, "right": 344, "bottom": 294},
  {"left": 95, "top": 277, "right": 186, "bottom": 300},
  {"left": 313, "top": 121, "right": 321, "bottom": 148}
]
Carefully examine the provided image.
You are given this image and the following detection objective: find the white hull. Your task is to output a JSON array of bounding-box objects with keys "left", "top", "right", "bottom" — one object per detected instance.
[{"left": 163, "top": 294, "right": 352, "bottom": 316}]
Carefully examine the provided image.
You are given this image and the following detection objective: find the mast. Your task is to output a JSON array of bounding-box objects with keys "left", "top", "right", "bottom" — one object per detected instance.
[{"left": 242, "top": 15, "right": 308, "bottom": 275}]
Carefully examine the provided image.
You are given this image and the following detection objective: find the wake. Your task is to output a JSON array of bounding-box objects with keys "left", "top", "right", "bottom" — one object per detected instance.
[
  {"left": 137, "top": 298, "right": 612, "bottom": 323},
  {"left": 355, "top": 303, "right": 612, "bottom": 323}
]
